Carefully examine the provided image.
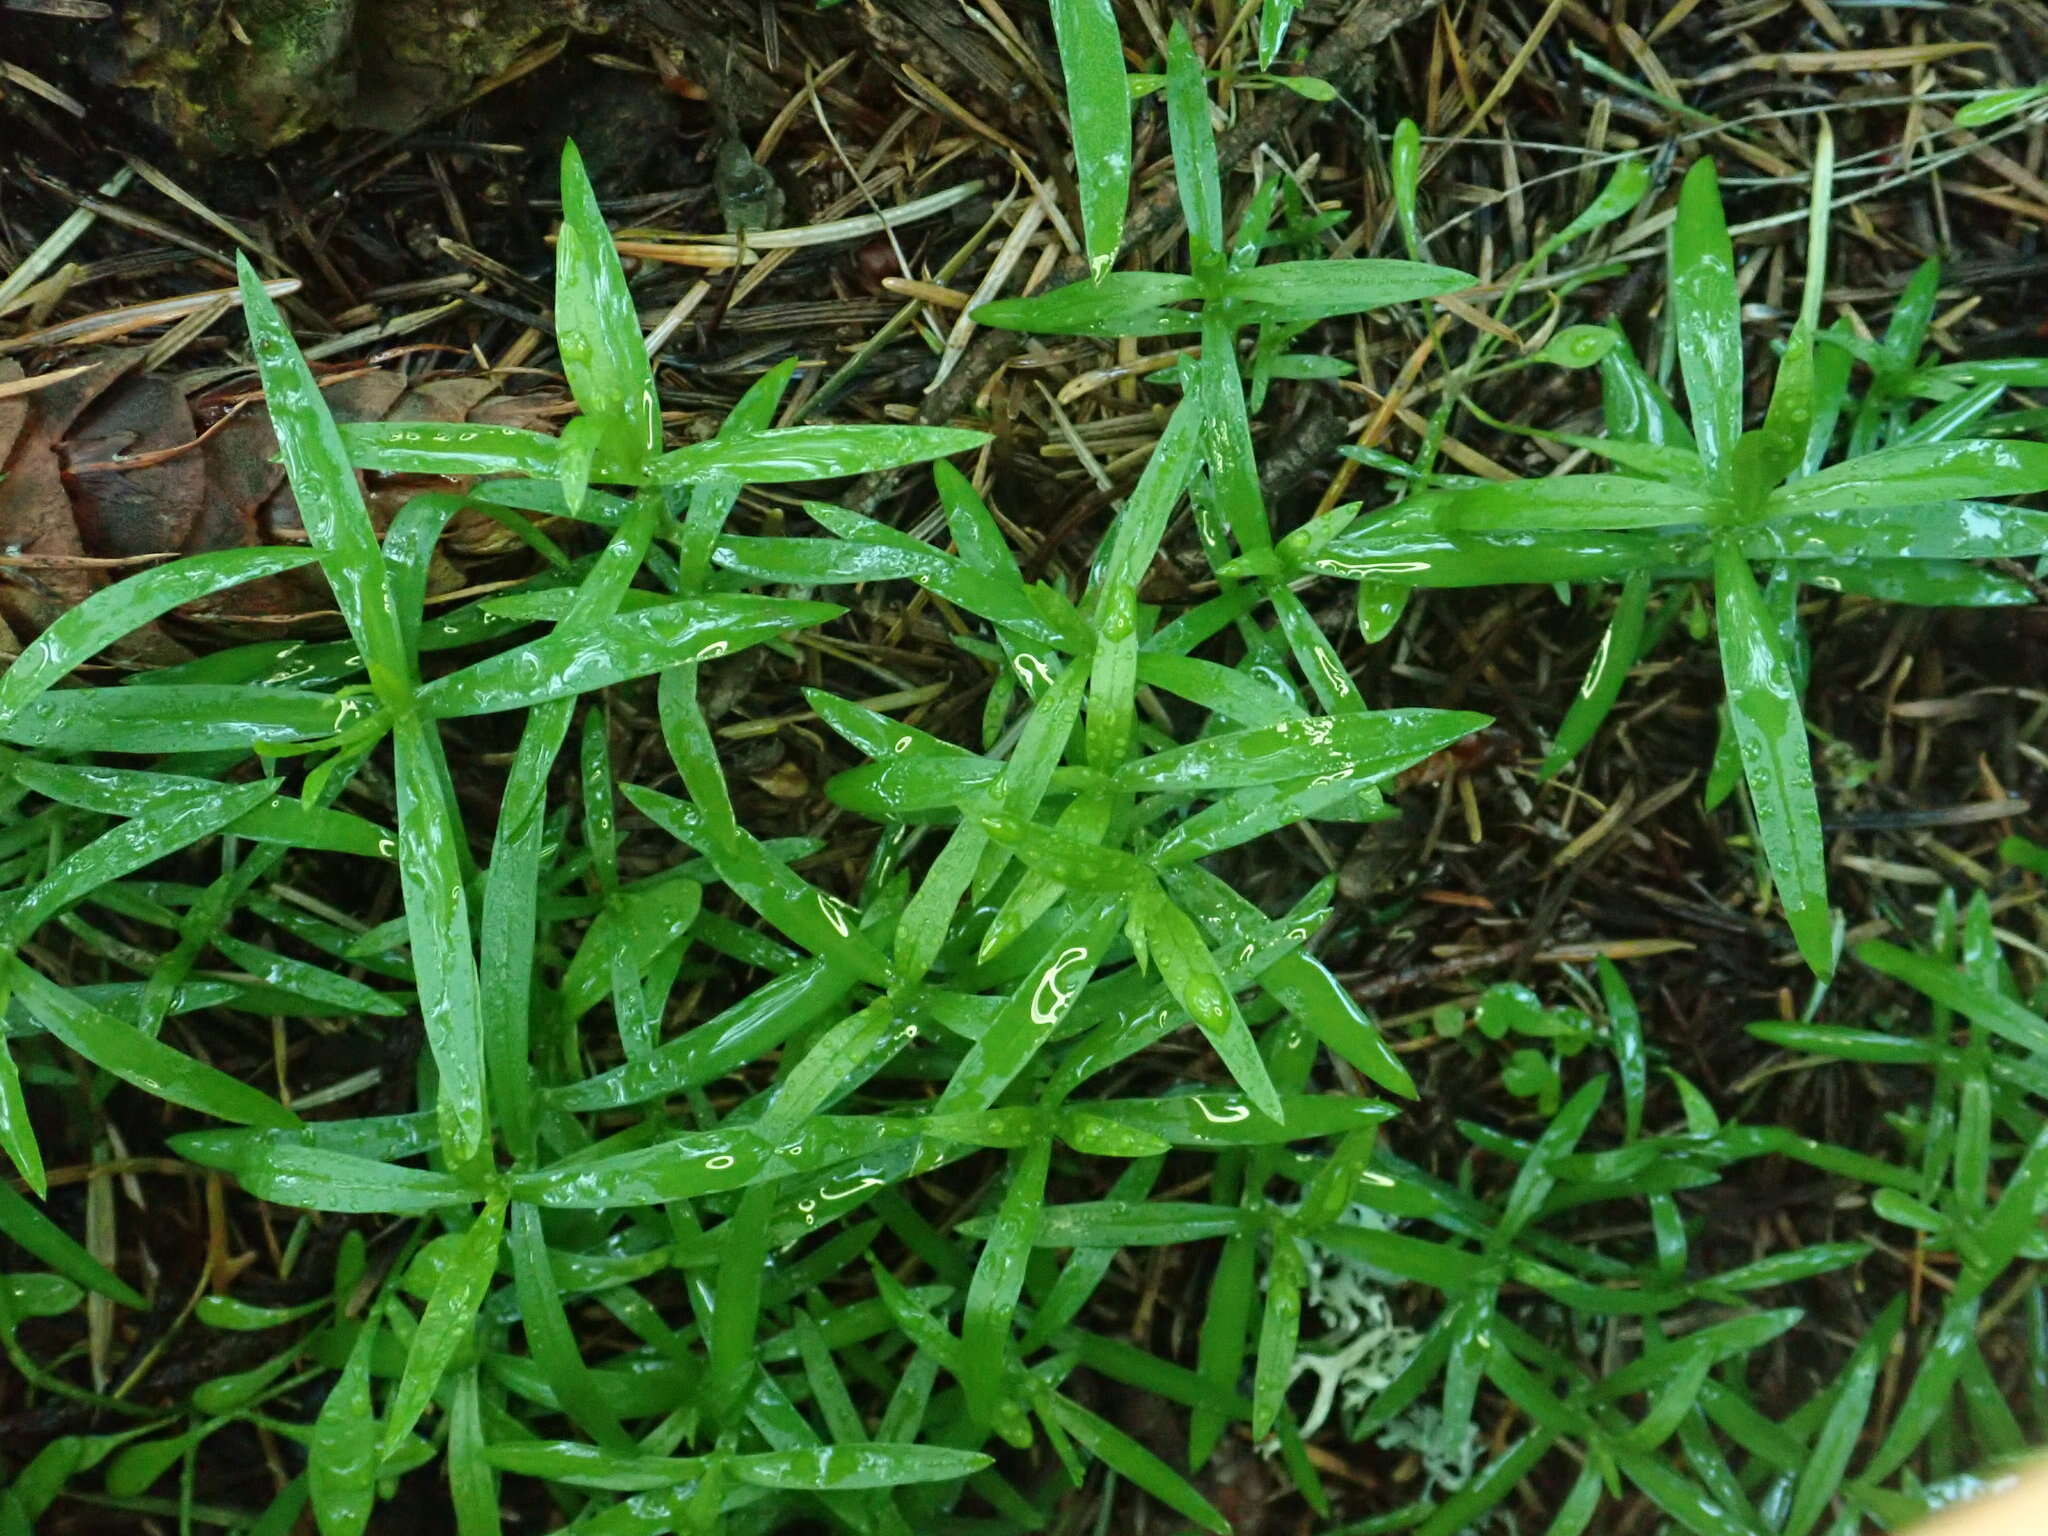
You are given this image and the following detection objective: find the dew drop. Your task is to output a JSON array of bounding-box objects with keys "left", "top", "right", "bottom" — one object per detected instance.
[{"left": 1185, "top": 975, "right": 1229, "bottom": 1029}]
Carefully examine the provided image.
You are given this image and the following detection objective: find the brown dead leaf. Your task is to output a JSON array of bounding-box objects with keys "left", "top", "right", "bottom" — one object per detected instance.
[
  {"left": 0, "top": 355, "right": 136, "bottom": 647},
  {"left": 0, "top": 350, "right": 575, "bottom": 654},
  {"left": 63, "top": 371, "right": 207, "bottom": 559}
]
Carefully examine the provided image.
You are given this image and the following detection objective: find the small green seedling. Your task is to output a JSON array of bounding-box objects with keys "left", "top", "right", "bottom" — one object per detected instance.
[{"left": 1275, "top": 131, "right": 2048, "bottom": 976}]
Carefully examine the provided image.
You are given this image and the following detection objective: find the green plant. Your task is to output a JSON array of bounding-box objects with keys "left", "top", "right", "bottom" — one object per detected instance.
[
  {"left": 2, "top": 16, "right": 2045, "bottom": 1536},
  {"left": 1955, "top": 82, "right": 2048, "bottom": 128},
  {"left": 0, "top": 42, "right": 1473, "bottom": 1530},
  {"left": 1258, "top": 131, "right": 2048, "bottom": 977},
  {"left": 0, "top": 139, "right": 1003, "bottom": 1531},
  {"left": 1047, "top": 0, "right": 1131, "bottom": 278},
  {"left": 977, "top": 24, "right": 1471, "bottom": 621},
  {"left": 1448, "top": 971, "right": 1616, "bottom": 1117},
  {"left": 1242, "top": 888, "right": 2048, "bottom": 1536}
]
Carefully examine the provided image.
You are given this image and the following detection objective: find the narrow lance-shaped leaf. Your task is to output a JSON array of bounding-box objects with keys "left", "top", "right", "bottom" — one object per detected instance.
[
  {"left": 1713, "top": 540, "right": 1833, "bottom": 976},
  {"left": 189, "top": 1142, "right": 470, "bottom": 1214},
  {"left": 1086, "top": 589, "right": 1141, "bottom": 771},
  {"left": 1252, "top": 1235, "right": 1307, "bottom": 1440},
  {"left": 1438, "top": 1290, "right": 1495, "bottom": 1452},
  {"left": 893, "top": 825, "right": 986, "bottom": 979},
  {"left": 1123, "top": 708, "right": 1489, "bottom": 793},
  {"left": 392, "top": 710, "right": 489, "bottom": 1164},
  {"left": 1857, "top": 1295, "right": 1980, "bottom": 1485},
  {"left": 1131, "top": 879, "right": 1283, "bottom": 1121},
  {"left": 625, "top": 786, "right": 896, "bottom": 986},
  {"left": 1220, "top": 259, "right": 1473, "bottom": 323},
  {"left": 0, "top": 1183, "right": 146, "bottom": 1307},
  {"left": 0, "top": 684, "right": 355, "bottom": 754},
  {"left": 1192, "top": 1199, "right": 1256, "bottom": 1467},
  {"left": 1600, "top": 958, "right": 1647, "bottom": 1142},
  {"left": 1165, "top": 24, "right": 1224, "bottom": 277},
  {"left": 1257, "top": 0, "right": 1299, "bottom": 68},
  {"left": 804, "top": 502, "right": 1060, "bottom": 640},
  {"left": 651, "top": 424, "right": 989, "bottom": 486},
  {"left": 1085, "top": 397, "right": 1202, "bottom": 766},
  {"left": 707, "top": 1184, "right": 776, "bottom": 1423},
  {"left": 1095, "top": 395, "right": 1206, "bottom": 599},
  {"left": 1600, "top": 330, "right": 1695, "bottom": 449},
  {"left": 1498, "top": 1074, "right": 1608, "bottom": 1239},
  {"left": 1197, "top": 306, "right": 1271, "bottom": 556},
  {"left": 557, "top": 139, "right": 661, "bottom": 465},
  {"left": 418, "top": 596, "right": 841, "bottom": 718},
  {"left": 1527, "top": 434, "right": 1707, "bottom": 486},
  {"left": 1541, "top": 1466, "right": 1606, "bottom": 1536},
  {"left": 340, "top": 421, "right": 563, "bottom": 479},
  {"left": 508, "top": 1204, "right": 634, "bottom": 1452},
  {"left": 1741, "top": 501, "right": 2048, "bottom": 564},
  {"left": 962, "top": 1137, "right": 1051, "bottom": 1425},
  {"left": 1854, "top": 940, "right": 2048, "bottom": 1059},
  {"left": 1669, "top": 158, "right": 1744, "bottom": 482},
  {"left": 1611, "top": 1442, "right": 1755, "bottom": 1536},
  {"left": 0, "top": 779, "right": 278, "bottom": 953},
  {"left": 1743, "top": 333, "right": 1813, "bottom": 505},
  {"left": 1390, "top": 118, "right": 1424, "bottom": 262},
  {"left": 1420, "top": 474, "right": 1720, "bottom": 533},
  {"left": 382, "top": 1196, "right": 506, "bottom": 1457},
  {"left": 1541, "top": 568, "right": 1650, "bottom": 780},
  {"left": 1542, "top": 157, "right": 1652, "bottom": 261},
  {"left": 1881, "top": 257, "right": 1942, "bottom": 372},
  {"left": 1780, "top": 1302, "right": 1896, "bottom": 1536},
  {"left": 940, "top": 899, "right": 1123, "bottom": 1112},
  {"left": 1149, "top": 770, "right": 1388, "bottom": 867},
  {"left": 0, "top": 548, "right": 314, "bottom": 737},
  {"left": 1767, "top": 439, "right": 2048, "bottom": 517},
  {"left": 555, "top": 414, "right": 602, "bottom": 517},
  {"left": 479, "top": 695, "right": 578, "bottom": 1159},
  {"left": 789, "top": 1309, "right": 865, "bottom": 1447},
  {"left": 211, "top": 935, "right": 406, "bottom": 1018},
  {"left": 508, "top": 1120, "right": 913, "bottom": 1209},
  {"left": 1046, "top": 1393, "right": 1231, "bottom": 1535},
  {"left": 447, "top": 1369, "right": 499, "bottom": 1536},
  {"left": 1965, "top": 1122, "right": 2048, "bottom": 1301},
  {"left": 1302, "top": 532, "right": 1654, "bottom": 593},
  {"left": 310, "top": 1316, "right": 381, "bottom": 1536},
  {"left": 730, "top": 1445, "right": 994, "bottom": 1491},
  {"left": 973, "top": 271, "right": 1204, "bottom": 337},
  {"left": 754, "top": 998, "right": 905, "bottom": 1142},
  {"left": 237, "top": 255, "right": 410, "bottom": 702},
  {"left": 0, "top": 1032, "right": 42, "bottom": 1195},
  {"left": 1259, "top": 952, "right": 1416, "bottom": 1099},
  {"left": 1049, "top": 0, "right": 1130, "bottom": 278},
  {"left": 1799, "top": 119, "right": 1835, "bottom": 336},
  {"left": 7, "top": 959, "right": 300, "bottom": 1133}
]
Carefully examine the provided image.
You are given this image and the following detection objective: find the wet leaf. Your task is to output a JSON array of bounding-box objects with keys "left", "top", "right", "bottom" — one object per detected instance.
[
  {"left": 1221, "top": 259, "right": 1472, "bottom": 322},
  {"left": 1713, "top": 540, "right": 1832, "bottom": 976},
  {"left": 310, "top": 1317, "right": 380, "bottom": 1536},
  {"left": 417, "top": 596, "right": 840, "bottom": 717},
  {"left": 1669, "top": 158, "right": 1743, "bottom": 479},
  {"left": 1121, "top": 709, "right": 1489, "bottom": 792},
  {"left": 556, "top": 140, "right": 662, "bottom": 467},
  {"left": 1049, "top": 0, "right": 1131, "bottom": 277},
  {"left": 382, "top": 1196, "right": 506, "bottom": 1456},
  {"left": 1047, "top": 1393, "right": 1230, "bottom": 1534}
]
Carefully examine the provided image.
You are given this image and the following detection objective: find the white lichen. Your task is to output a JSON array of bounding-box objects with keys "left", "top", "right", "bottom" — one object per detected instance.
[{"left": 1266, "top": 1203, "right": 1489, "bottom": 1501}]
